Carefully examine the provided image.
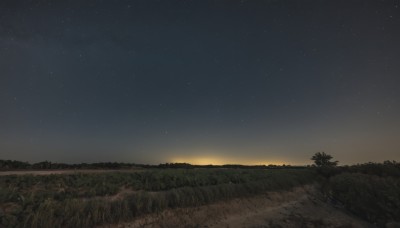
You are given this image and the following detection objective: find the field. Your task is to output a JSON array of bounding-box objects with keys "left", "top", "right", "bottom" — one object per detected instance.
[
  {"left": 0, "top": 163, "right": 400, "bottom": 227},
  {"left": 0, "top": 168, "right": 315, "bottom": 227}
]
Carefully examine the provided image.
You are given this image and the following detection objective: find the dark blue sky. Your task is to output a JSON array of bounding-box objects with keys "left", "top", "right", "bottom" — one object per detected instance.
[{"left": 1, "top": 0, "right": 399, "bottom": 165}]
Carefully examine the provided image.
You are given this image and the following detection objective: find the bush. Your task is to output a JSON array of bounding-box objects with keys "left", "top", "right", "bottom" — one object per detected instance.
[{"left": 327, "top": 173, "right": 400, "bottom": 227}]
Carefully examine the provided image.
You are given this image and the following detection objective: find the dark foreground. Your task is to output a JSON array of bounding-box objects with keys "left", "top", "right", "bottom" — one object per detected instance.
[{"left": 1, "top": 163, "right": 400, "bottom": 227}]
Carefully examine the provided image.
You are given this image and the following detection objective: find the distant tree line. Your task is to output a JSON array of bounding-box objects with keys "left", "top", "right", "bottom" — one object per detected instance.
[
  {"left": 0, "top": 159, "right": 311, "bottom": 171},
  {"left": 339, "top": 160, "right": 400, "bottom": 177},
  {"left": 0, "top": 159, "right": 149, "bottom": 171},
  {"left": 310, "top": 151, "right": 400, "bottom": 178},
  {"left": 2, "top": 154, "right": 398, "bottom": 173}
]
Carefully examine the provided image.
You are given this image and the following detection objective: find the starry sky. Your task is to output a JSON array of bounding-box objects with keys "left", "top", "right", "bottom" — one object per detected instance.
[{"left": 1, "top": 0, "right": 400, "bottom": 165}]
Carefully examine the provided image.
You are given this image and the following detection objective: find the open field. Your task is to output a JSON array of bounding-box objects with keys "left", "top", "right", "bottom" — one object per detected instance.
[
  {"left": 1, "top": 163, "right": 400, "bottom": 227},
  {"left": 0, "top": 168, "right": 315, "bottom": 227}
]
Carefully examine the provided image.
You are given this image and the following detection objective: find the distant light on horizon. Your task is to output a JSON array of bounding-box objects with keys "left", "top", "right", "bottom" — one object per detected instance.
[{"left": 168, "top": 154, "right": 296, "bottom": 166}]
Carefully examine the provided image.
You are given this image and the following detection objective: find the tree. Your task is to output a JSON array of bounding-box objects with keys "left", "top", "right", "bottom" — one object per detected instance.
[{"left": 311, "top": 152, "right": 338, "bottom": 167}]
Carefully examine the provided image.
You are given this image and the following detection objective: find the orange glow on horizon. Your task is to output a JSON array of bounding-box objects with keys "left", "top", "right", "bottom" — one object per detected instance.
[{"left": 169, "top": 156, "right": 289, "bottom": 166}]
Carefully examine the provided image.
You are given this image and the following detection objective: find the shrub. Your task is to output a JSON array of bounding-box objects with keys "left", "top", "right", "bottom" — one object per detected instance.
[{"left": 327, "top": 173, "right": 400, "bottom": 227}]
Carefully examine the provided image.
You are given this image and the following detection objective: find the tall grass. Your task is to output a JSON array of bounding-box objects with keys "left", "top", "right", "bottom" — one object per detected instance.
[
  {"left": 327, "top": 173, "right": 400, "bottom": 227},
  {"left": 0, "top": 169, "right": 315, "bottom": 227}
]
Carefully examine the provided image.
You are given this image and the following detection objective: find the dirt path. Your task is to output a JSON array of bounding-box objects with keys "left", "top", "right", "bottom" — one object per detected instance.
[
  {"left": 112, "top": 186, "right": 373, "bottom": 228},
  {"left": 0, "top": 169, "right": 142, "bottom": 176}
]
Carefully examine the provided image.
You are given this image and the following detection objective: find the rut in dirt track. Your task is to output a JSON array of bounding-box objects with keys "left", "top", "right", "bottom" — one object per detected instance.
[{"left": 107, "top": 185, "right": 373, "bottom": 228}]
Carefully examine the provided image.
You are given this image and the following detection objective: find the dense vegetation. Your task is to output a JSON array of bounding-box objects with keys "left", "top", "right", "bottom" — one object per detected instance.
[
  {"left": 318, "top": 161, "right": 400, "bottom": 227},
  {"left": 0, "top": 168, "right": 315, "bottom": 227},
  {"left": 328, "top": 173, "right": 400, "bottom": 226}
]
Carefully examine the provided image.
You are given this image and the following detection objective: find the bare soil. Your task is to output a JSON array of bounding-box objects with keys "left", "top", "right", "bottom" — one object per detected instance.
[{"left": 110, "top": 186, "right": 374, "bottom": 228}]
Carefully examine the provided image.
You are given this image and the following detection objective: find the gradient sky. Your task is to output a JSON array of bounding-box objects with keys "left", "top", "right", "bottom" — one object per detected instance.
[{"left": 1, "top": 0, "right": 399, "bottom": 165}]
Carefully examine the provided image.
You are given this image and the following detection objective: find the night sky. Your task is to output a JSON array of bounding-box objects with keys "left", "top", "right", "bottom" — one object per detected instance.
[{"left": 1, "top": 0, "right": 400, "bottom": 165}]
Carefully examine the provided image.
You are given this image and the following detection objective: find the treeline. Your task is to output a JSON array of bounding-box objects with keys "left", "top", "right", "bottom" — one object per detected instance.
[
  {"left": 157, "top": 163, "right": 307, "bottom": 169},
  {"left": 340, "top": 160, "right": 400, "bottom": 177},
  {"left": 0, "top": 159, "right": 309, "bottom": 171},
  {"left": 0, "top": 160, "right": 147, "bottom": 170}
]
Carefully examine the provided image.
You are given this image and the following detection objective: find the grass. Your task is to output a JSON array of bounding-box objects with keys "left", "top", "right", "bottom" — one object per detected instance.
[
  {"left": 327, "top": 172, "right": 400, "bottom": 226},
  {"left": 2, "top": 162, "right": 400, "bottom": 227},
  {"left": 0, "top": 168, "right": 315, "bottom": 227}
]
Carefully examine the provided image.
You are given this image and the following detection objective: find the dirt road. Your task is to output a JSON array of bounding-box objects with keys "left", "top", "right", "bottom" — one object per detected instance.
[{"left": 115, "top": 186, "right": 373, "bottom": 228}]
